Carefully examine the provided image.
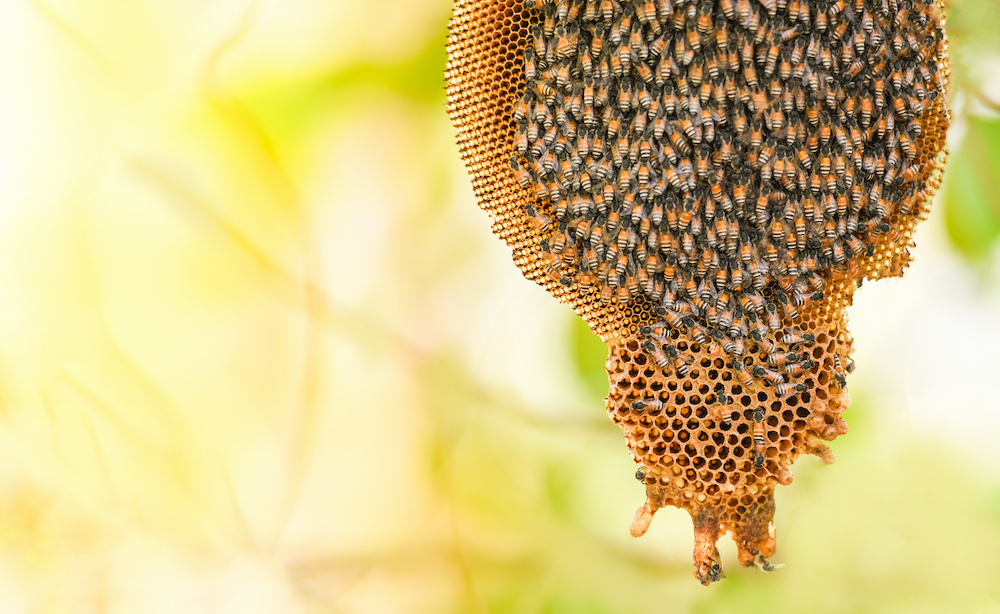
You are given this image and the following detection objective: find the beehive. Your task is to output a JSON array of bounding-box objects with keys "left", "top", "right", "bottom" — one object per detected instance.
[{"left": 445, "top": 0, "right": 949, "bottom": 584}]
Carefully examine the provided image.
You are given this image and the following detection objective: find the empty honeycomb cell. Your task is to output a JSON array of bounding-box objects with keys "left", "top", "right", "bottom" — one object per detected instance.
[{"left": 446, "top": 0, "right": 949, "bottom": 585}]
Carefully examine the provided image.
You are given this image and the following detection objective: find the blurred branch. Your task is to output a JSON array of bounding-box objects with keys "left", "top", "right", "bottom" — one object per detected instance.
[
  {"left": 964, "top": 85, "right": 1000, "bottom": 113},
  {"left": 27, "top": 0, "right": 122, "bottom": 75}
]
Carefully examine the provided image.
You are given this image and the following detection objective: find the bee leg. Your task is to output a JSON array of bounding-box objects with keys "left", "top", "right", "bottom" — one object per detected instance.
[{"left": 753, "top": 553, "right": 784, "bottom": 572}]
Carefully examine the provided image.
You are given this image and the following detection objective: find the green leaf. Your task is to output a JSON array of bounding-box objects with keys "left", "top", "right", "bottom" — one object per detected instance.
[
  {"left": 942, "top": 115, "right": 1000, "bottom": 261},
  {"left": 239, "top": 30, "right": 448, "bottom": 144},
  {"left": 947, "top": 0, "right": 1000, "bottom": 53},
  {"left": 569, "top": 316, "right": 609, "bottom": 401}
]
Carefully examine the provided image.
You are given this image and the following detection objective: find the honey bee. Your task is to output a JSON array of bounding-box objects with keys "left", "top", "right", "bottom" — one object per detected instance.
[
  {"left": 770, "top": 219, "right": 787, "bottom": 244},
  {"left": 743, "top": 62, "right": 759, "bottom": 89},
  {"left": 677, "top": 159, "right": 696, "bottom": 190},
  {"left": 597, "top": 279, "right": 612, "bottom": 305},
  {"left": 857, "top": 94, "right": 876, "bottom": 128},
  {"left": 642, "top": 0, "right": 669, "bottom": 17},
  {"left": 752, "top": 403, "right": 766, "bottom": 441},
  {"left": 733, "top": 178, "right": 748, "bottom": 207},
  {"left": 552, "top": 25, "right": 573, "bottom": 60},
  {"left": 768, "top": 351, "right": 800, "bottom": 368},
  {"left": 748, "top": 120, "right": 764, "bottom": 149},
  {"left": 802, "top": 32, "right": 822, "bottom": 63},
  {"left": 753, "top": 189, "right": 770, "bottom": 225},
  {"left": 670, "top": 129, "right": 692, "bottom": 157},
  {"left": 861, "top": 218, "right": 890, "bottom": 235},
  {"left": 617, "top": 80, "right": 636, "bottom": 111},
  {"left": 713, "top": 382, "right": 732, "bottom": 414},
  {"left": 637, "top": 85, "right": 655, "bottom": 110},
  {"left": 702, "top": 106, "right": 716, "bottom": 141},
  {"left": 763, "top": 35, "right": 781, "bottom": 77},
  {"left": 753, "top": 366, "right": 785, "bottom": 385},
  {"left": 779, "top": 288, "right": 802, "bottom": 318},
  {"left": 732, "top": 357, "right": 754, "bottom": 387},
  {"left": 530, "top": 24, "right": 548, "bottom": 62},
  {"left": 747, "top": 4, "right": 762, "bottom": 38},
  {"left": 691, "top": 212, "right": 705, "bottom": 239},
  {"left": 899, "top": 131, "right": 916, "bottom": 161},
  {"left": 779, "top": 330, "right": 814, "bottom": 346},
  {"left": 678, "top": 41, "right": 696, "bottom": 68},
  {"left": 655, "top": 54, "right": 676, "bottom": 87},
  {"left": 630, "top": 0, "right": 654, "bottom": 25},
  {"left": 664, "top": 308, "right": 692, "bottom": 329},
  {"left": 661, "top": 276, "right": 677, "bottom": 305},
  {"left": 776, "top": 382, "right": 807, "bottom": 398},
  {"left": 672, "top": 348, "right": 693, "bottom": 377},
  {"left": 644, "top": 32, "right": 665, "bottom": 57},
  {"left": 524, "top": 204, "right": 553, "bottom": 232},
  {"left": 791, "top": 0, "right": 809, "bottom": 22},
  {"left": 618, "top": 283, "right": 632, "bottom": 303},
  {"left": 746, "top": 290, "right": 768, "bottom": 314},
  {"left": 510, "top": 156, "right": 534, "bottom": 189},
  {"left": 784, "top": 360, "right": 817, "bottom": 377},
  {"left": 689, "top": 322, "right": 710, "bottom": 346},
  {"left": 775, "top": 51, "right": 792, "bottom": 82},
  {"left": 730, "top": 264, "right": 746, "bottom": 291},
  {"left": 734, "top": 0, "right": 753, "bottom": 21},
  {"left": 764, "top": 301, "right": 781, "bottom": 330},
  {"left": 720, "top": 329, "right": 744, "bottom": 355},
  {"left": 682, "top": 232, "right": 695, "bottom": 255}
]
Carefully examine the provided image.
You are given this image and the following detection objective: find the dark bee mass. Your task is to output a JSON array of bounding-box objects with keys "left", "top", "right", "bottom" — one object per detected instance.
[{"left": 512, "top": 0, "right": 946, "bottom": 393}]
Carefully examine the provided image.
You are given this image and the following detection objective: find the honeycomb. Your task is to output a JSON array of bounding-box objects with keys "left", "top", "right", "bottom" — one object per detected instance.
[{"left": 445, "top": 0, "right": 949, "bottom": 584}]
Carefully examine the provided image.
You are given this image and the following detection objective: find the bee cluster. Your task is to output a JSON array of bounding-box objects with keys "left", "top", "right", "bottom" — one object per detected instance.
[{"left": 510, "top": 0, "right": 946, "bottom": 391}]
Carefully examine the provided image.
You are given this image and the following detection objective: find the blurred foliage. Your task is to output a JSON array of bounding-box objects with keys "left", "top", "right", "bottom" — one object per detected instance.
[
  {"left": 943, "top": 115, "right": 1000, "bottom": 261},
  {"left": 242, "top": 33, "right": 448, "bottom": 144},
  {"left": 422, "top": 366, "right": 1000, "bottom": 614},
  {"left": 947, "top": 0, "right": 1000, "bottom": 58},
  {"left": 940, "top": 0, "right": 1000, "bottom": 263},
  {"left": 569, "top": 317, "right": 610, "bottom": 401}
]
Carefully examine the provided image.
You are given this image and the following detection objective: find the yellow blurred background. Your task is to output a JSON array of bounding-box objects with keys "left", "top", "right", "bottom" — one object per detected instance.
[{"left": 0, "top": 0, "right": 999, "bottom": 612}]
